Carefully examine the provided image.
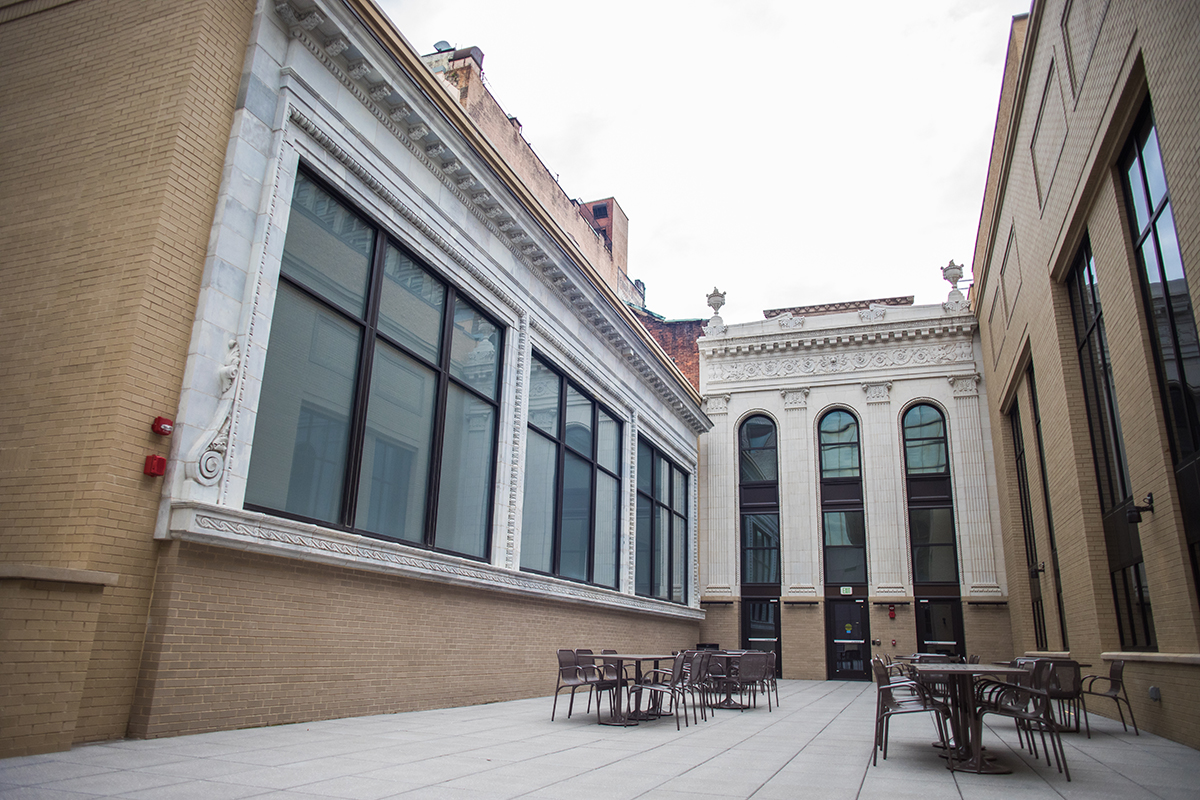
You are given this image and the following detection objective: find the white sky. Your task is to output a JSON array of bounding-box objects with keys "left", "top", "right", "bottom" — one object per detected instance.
[{"left": 379, "top": 0, "right": 1031, "bottom": 325}]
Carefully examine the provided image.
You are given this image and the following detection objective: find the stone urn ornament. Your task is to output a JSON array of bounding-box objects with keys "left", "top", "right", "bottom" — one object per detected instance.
[{"left": 703, "top": 287, "right": 727, "bottom": 336}]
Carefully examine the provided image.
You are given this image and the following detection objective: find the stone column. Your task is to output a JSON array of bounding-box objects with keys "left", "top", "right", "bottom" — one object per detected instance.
[
  {"left": 862, "top": 382, "right": 907, "bottom": 594},
  {"left": 948, "top": 374, "right": 1001, "bottom": 594},
  {"left": 780, "top": 388, "right": 817, "bottom": 595},
  {"left": 700, "top": 394, "right": 735, "bottom": 597}
]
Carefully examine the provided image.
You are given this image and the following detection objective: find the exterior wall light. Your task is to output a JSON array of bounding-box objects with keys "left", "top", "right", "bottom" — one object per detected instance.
[{"left": 1126, "top": 493, "right": 1154, "bottom": 524}]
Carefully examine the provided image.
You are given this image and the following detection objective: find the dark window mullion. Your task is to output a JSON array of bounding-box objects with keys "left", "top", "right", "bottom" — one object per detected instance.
[
  {"left": 341, "top": 228, "right": 388, "bottom": 529},
  {"left": 423, "top": 286, "right": 456, "bottom": 548}
]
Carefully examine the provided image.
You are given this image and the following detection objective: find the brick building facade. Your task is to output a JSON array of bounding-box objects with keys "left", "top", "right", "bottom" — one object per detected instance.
[
  {"left": 972, "top": 0, "right": 1200, "bottom": 748},
  {"left": 0, "top": 0, "right": 707, "bottom": 757}
]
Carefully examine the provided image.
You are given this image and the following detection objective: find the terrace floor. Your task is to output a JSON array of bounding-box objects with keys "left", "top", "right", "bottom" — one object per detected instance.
[{"left": 2, "top": 680, "right": 1196, "bottom": 799}]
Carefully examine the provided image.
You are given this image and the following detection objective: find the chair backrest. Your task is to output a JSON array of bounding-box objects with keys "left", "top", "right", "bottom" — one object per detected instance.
[
  {"left": 1048, "top": 660, "right": 1081, "bottom": 698},
  {"left": 669, "top": 651, "right": 688, "bottom": 685},
  {"left": 738, "top": 651, "right": 769, "bottom": 682},
  {"left": 601, "top": 649, "right": 621, "bottom": 681},
  {"left": 557, "top": 649, "right": 577, "bottom": 670},
  {"left": 968, "top": 654, "right": 980, "bottom": 664},
  {"left": 1110, "top": 660, "right": 1126, "bottom": 683}
]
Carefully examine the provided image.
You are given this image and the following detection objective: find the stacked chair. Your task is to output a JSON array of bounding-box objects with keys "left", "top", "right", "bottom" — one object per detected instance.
[
  {"left": 974, "top": 659, "right": 1070, "bottom": 781},
  {"left": 870, "top": 656, "right": 949, "bottom": 766}
]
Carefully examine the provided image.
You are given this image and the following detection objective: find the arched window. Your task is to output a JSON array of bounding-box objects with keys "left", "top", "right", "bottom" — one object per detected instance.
[
  {"left": 819, "top": 410, "right": 865, "bottom": 584},
  {"left": 902, "top": 404, "right": 958, "bottom": 584},
  {"left": 739, "top": 415, "right": 779, "bottom": 587}
]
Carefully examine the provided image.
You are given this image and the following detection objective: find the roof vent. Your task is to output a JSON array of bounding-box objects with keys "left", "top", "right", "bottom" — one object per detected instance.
[{"left": 433, "top": 40, "right": 454, "bottom": 52}]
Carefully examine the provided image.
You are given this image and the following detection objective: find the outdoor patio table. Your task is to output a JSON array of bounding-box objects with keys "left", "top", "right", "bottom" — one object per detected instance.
[
  {"left": 707, "top": 652, "right": 748, "bottom": 710},
  {"left": 590, "top": 653, "right": 673, "bottom": 726},
  {"left": 911, "top": 662, "right": 1027, "bottom": 774}
]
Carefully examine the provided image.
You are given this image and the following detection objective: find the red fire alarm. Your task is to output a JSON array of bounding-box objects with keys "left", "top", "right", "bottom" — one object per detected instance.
[
  {"left": 151, "top": 417, "right": 174, "bottom": 435},
  {"left": 888, "top": 604, "right": 896, "bottom": 619},
  {"left": 144, "top": 455, "right": 167, "bottom": 476}
]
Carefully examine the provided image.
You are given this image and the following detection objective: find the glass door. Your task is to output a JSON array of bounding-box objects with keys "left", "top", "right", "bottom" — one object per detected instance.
[
  {"left": 915, "top": 599, "right": 965, "bottom": 658},
  {"left": 825, "top": 599, "right": 870, "bottom": 680},
  {"left": 741, "top": 598, "right": 781, "bottom": 677}
]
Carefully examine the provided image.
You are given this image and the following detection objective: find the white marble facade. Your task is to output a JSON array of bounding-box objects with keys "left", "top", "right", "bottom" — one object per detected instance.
[
  {"left": 698, "top": 292, "right": 1007, "bottom": 603},
  {"left": 156, "top": 0, "right": 707, "bottom": 621}
]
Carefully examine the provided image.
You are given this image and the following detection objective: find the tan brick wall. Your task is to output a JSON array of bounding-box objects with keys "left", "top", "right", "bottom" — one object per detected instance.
[
  {"left": 0, "top": 0, "right": 255, "bottom": 746},
  {"left": 129, "top": 542, "right": 700, "bottom": 739},
  {"left": 869, "top": 604, "right": 917, "bottom": 664},
  {"left": 777, "top": 603, "right": 822, "bottom": 679},
  {"left": 974, "top": 0, "right": 1200, "bottom": 747},
  {"left": 698, "top": 600, "right": 739, "bottom": 653},
  {"left": 0, "top": 579, "right": 107, "bottom": 757},
  {"left": 962, "top": 604, "right": 1014, "bottom": 664}
]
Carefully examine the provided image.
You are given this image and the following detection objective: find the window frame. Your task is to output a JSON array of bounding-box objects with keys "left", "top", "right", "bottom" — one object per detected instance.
[
  {"left": 636, "top": 437, "right": 690, "bottom": 604},
  {"left": 244, "top": 165, "right": 505, "bottom": 561},
  {"left": 901, "top": 403, "right": 960, "bottom": 587},
  {"left": 519, "top": 352, "right": 623, "bottom": 588},
  {"left": 738, "top": 414, "right": 780, "bottom": 590},
  {"left": 818, "top": 409, "right": 867, "bottom": 587}
]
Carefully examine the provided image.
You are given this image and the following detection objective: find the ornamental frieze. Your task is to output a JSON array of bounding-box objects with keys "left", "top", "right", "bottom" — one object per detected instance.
[{"left": 709, "top": 342, "right": 973, "bottom": 383}]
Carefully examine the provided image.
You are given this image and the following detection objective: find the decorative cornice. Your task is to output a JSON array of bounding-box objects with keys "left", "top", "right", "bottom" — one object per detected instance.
[
  {"left": 708, "top": 342, "right": 975, "bottom": 384},
  {"left": 171, "top": 503, "right": 702, "bottom": 620},
  {"left": 776, "top": 312, "right": 805, "bottom": 330},
  {"left": 703, "top": 320, "right": 976, "bottom": 359},
  {"left": 858, "top": 304, "right": 887, "bottom": 322},
  {"left": 280, "top": 4, "right": 706, "bottom": 431}
]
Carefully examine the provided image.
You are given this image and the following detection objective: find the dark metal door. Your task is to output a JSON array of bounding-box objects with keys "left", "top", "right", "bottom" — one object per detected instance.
[
  {"left": 825, "top": 599, "right": 870, "bottom": 680},
  {"left": 915, "top": 598, "right": 965, "bottom": 658},
  {"left": 741, "top": 598, "right": 781, "bottom": 677}
]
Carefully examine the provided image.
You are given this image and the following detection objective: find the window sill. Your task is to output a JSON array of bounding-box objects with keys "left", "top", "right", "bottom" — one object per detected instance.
[
  {"left": 166, "top": 502, "right": 702, "bottom": 621},
  {"left": 1101, "top": 652, "right": 1200, "bottom": 667}
]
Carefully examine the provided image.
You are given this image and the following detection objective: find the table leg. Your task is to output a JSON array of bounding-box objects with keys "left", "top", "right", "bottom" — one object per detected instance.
[{"left": 945, "top": 674, "right": 1011, "bottom": 774}]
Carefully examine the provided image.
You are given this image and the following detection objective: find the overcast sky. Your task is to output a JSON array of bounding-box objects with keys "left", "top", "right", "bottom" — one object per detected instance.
[{"left": 379, "top": 0, "right": 1031, "bottom": 325}]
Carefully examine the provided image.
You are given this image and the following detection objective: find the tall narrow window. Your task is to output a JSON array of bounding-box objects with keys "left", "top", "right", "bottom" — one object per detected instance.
[
  {"left": 739, "top": 415, "right": 780, "bottom": 590},
  {"left": 819, "top": 410, "right": 866, "bottom": 585},
  {"left": 902, "top": 404, "right": 958, "bottom": 585},
  {"left": 520, "top": 355, "right": 621, "bottom": 588},
  {"left": 245, "top": 169, "right": 502, "bottom": 559},
  {"left": 1010, "top": 403, "right": 1049, "bottom": 651},
  {"left": 636, "top": 439, "right": 689, "bottom": 603},
  {"left": 1123, "top": 98, "right": 1200, "bottom": 618},
  {"left": 1067, "top": 237, "right": 1153, "bottom": 648},
  {"left": 1028, "top": 368, "right": 1069, "bottom": 649}
]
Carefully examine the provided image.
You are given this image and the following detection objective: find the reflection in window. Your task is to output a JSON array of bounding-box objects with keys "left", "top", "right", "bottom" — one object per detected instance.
[
  {"left": 636, "top": 438, "right": 689, "bottom": 603},
  {"left": 902, "top": 404, "right": 959, "bottom": 586},
  {"left": 819, "top": 410, "right": 866, "bottom": 585},
  {"left": 520, "top": 355, "right": 621, "bottom": 589},
  {"left": 739, "top": 415, "right": 780, "bottom": 588},
  {"left": 245, "top": 168, "right": 503, "bottom": 560}
]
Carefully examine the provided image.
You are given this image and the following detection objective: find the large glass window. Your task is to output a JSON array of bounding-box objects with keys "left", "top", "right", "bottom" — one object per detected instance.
[
  {"left": 819, "top": 410, "right": 866, "bottom": 585},
  {"left": 739, "top": 415, "right": 780, "bottom": 588},
  {"left": 636, "top": 439, "right": 689, "bottom": 603},
  {"left": 1067, "top": 236, "right": 1154, "bottom": 648},
  {"left": 245, "top": 168, "right": 502, "bottom": 560},
  {"left": 1123, "top": 99, "right": 1200, "bottom": 621},
  {"left": 902, "top": 404, "right": 958, "bottom": 585},
  {"left": 520, "top": 355, "right": 621, "bottom": 588}
]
